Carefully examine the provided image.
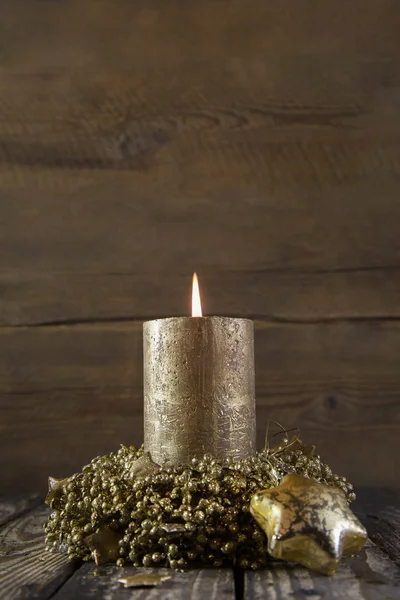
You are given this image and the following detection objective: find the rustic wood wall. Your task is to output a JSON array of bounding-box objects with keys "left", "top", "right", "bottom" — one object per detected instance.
[{"left": 1, "top": 0, "right": 399, "bottom": 495}]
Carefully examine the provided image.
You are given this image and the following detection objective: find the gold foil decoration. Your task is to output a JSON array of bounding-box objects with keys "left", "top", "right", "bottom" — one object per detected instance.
[
  {"left": 250, "top": 474, "right": 367, "bottom": 575},
  {"left": 85, "top": 524, "right": 123, "bottom": 565},
  {"left": 118, "top": 574, "right": 171, "bottom": 588},
  {"left": 160, "top": 523, "right": 187, "bottom": 534},
  {"left": 45, "top": 477, "right": 69, "bottom": 509},
  {"left": 129, "top": 451, "right": 160, "bottom": 479}
]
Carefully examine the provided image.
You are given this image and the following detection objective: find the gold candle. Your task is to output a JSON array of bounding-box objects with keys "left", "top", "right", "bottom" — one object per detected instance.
[{"left": 143, "top": 274, "right": 256, "bottom": 466}]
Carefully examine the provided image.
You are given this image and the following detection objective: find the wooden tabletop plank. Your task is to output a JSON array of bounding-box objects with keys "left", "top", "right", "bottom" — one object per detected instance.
[
  {"left": 244, "top": 541, "right": 400, "bottom": 600},
  {"left": 354, "top": 488, "right": 400, "bottom": 566},
  {"left": 354, "top": 489, "right": 400, "bottom": 529},
  {"left": 51, "top": 563, "right": 236, "bottom": 600},
  {"left": 0, "top": 505, "right": 77, "bottom": 600},
  {"left": 0, "top": 495, "right": 41, "bottom": 528},
  {"left": 361, "top": 518, "right": 400, "bottom": 567}
]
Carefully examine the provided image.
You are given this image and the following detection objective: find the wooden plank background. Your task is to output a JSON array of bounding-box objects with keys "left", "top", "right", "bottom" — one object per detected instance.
[{"left": 0, "top": 0, "right": 399, "bottom": 494}]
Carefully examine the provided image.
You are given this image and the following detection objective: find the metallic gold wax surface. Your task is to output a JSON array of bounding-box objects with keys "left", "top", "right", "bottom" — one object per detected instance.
[
  {"left": 250, "top": 474, "right": 367, "bottom": 575},
  {"left": 143, "top": 316, "right": 256, "bottom": 466}
]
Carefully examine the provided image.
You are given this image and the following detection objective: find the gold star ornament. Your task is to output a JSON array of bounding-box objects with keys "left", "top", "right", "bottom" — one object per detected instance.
[{"left": 250, "top": 474, "right": 367, "bottom": 575}]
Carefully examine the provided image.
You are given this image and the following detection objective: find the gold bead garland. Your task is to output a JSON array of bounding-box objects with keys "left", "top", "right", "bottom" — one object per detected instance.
[{"left": 44, "top": 437, "right": 355, "bottom": 570}]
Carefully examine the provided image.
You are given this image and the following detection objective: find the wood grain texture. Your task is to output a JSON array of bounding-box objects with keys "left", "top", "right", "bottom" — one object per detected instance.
[
  {"left": 0, "top": 496, "right": 40, "bottom": 528},
  {"left": 354, "top": 489, "right": 400, "bottom": 566},
  {"left": 244, "top": 543, "right": 400, "bottom": 600},
  {"left": 0, "top": 505, "right": 76, "bottom": 600},
  {"left": 361, "top": 517, "right": 400, "bottom": 568},
  {"left": 1, "top": 170, "right": 400, "bottom": 327},
  {"left": 0, "top": 0, "right": 400, "bottom": 493},
  {"left": 354, "top": 489, "right": 400, "bottom": 530},
  {"left": 52, "top": 564, "right": 235, "bottom": 600}
]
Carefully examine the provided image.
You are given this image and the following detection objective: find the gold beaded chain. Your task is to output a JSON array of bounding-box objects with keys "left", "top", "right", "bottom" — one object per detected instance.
[{"left": 44, "top": 438, "right": 354, "bottom": 570}]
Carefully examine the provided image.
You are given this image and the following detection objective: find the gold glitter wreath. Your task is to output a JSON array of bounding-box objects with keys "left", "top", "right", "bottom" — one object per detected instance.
[{"left": 44, "top": 434, "right": 355, "bottom": 570}]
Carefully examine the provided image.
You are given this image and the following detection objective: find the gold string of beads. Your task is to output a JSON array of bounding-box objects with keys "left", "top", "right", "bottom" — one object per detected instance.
[{"left": 44, "top": 438, "right": 355, "bottom": 569}]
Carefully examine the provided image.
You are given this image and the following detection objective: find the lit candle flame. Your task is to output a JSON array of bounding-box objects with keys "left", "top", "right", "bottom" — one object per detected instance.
[{"left": 192, "top": 273, "right": 202, "bottom": 317}]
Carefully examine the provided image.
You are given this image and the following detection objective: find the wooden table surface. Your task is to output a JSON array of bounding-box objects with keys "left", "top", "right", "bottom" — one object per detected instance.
[{"left": 0, "top": 490, "right": 399, "bottom": 600}]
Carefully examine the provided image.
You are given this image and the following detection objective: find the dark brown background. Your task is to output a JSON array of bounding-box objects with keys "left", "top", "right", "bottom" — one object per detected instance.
[{"left": 1, "top": 0, "right": 399, "bottom": 495}]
